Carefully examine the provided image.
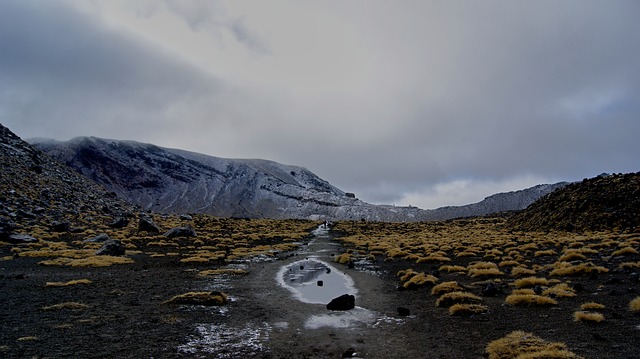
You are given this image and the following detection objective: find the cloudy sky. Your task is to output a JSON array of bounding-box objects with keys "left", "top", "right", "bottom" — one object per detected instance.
[{"left": 2, "top": 0, "right": 639, "bottom": 209}]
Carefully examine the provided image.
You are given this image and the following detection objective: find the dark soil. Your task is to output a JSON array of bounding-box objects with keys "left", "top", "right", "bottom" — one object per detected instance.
[{"left": 2, "top": 227, "right": 639, "bottom": 358}]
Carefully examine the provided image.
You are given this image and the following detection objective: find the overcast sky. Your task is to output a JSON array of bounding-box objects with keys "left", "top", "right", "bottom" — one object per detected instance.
[{"left": 2, "top": 0, "right": 639, "bottom": 209}]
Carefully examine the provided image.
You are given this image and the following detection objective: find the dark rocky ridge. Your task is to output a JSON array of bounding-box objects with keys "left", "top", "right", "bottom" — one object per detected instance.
[
  {"left": 508, "top": 172, "right": 640, "bottom": 232},
  {"left": 31, "top": 136, "right": 566, "bottom": 221},
  {"left": 0, "top": 123, "right": 135, "bottom": 238}
]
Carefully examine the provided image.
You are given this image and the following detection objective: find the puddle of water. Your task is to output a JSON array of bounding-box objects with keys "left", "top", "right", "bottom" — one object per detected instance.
[
  {"left": 178, "top": 322, "right": 271, "bottom": 358},
  {"left": 304, "top": 307, "right": 376, "bottom": 329},
  {"left": 277, "top": 258, "right": 357, "bottom": 304}
]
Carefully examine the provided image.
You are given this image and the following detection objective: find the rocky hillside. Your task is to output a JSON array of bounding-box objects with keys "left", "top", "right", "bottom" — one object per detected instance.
[
  {"left": 0, "top": 124, "right": 135, "bottom": 241},
  {"left": 31, "top": 135, "right": 567, "bottom": 222},
  {"left": 508, "top": 172, "right": 640, "bottom": 232}
]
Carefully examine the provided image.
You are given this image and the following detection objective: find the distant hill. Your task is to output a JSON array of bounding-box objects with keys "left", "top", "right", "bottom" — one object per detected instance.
[
  {"left": 508, "top": 172, "right": 640, "bottom": 232},
  {"left": 30, "top": 135, "right": 567, "bottom": 221}
]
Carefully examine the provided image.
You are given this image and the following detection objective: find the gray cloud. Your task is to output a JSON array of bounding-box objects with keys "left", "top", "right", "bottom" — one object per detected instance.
[{"left": 1, "top": 1, "right": 639, "bottom": 209}]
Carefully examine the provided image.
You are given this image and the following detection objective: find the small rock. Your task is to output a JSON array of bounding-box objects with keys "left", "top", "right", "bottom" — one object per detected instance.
[
  {"left": 96, "top": 239, "right": 126, "bottom": 256},
  {"left": 138, "top": 217, "right": 160, "bottom": 233},
  {"left": 50, "top": 221, "right": 70, "bottom": 232},
  {"left": 84, "top": 233, "right": 110, "bottom": 243},
  {"left": 481, "top": 282, "right": 501, "bottom": 297},
  {"left": 533, "top": 285, "right": 544, "bottom": 295},
  {"left": 326, "top": 294, "right": 355, "bottom": 311},
  {"left": 7, "top": 233, "right": 38, "bottom": 244},
  {"left": 164, "top": 226, "right": 197, "bottom": 238},
  {"left": 342, "top": 348, "right": 356, "bottom": 358},
  {"left": 109, "top": 217, "right": 129, "bottom": 229},
  {"left": 317, "top": 280, "right": 324, "bottom": 287},
  {"left": 179, "top": 214, "right": 193, "bottom": 221},
  {"left": 397, "top": 307, "right": 411, "bottom": 316}
]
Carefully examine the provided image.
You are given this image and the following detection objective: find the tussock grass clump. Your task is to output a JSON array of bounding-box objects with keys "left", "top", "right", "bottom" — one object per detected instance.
[
  {"left": 449, "top": 303, "right": 488, "bottom": 316},
  {"left": 498, "top": 260, "right": 520, "bottom": 268},
  {"left": 431, "top": 281, "right": 464, "bottom": 296},
  {"left": 164, "top": 291, "right": 228, "bottom": 306},
  {"left": 197, "top": 269, "right": 247, "bottom": 276},
  {"left": 505, "top": 294, "right": 557, "bottom": 306},
  {"left": 542, "top": 283, "right": 576, "bottom": 298},
  {"left": 45, "top": 279, "right": 93, "bottom": 287},
  {"left": 486, "top": 330, "right": 582, "bottom": 359},
  {"left": 439, "top": 265, "right": 466, "bottom": 273},
  {"left": 469, "top": 267, "right": 504, "bottom": 278},
  {"left": 39, "top": 256, "right": 133, "bottom": 267},
  {"left": 574, "top": 311, "right": 605, "bottom": 323},
  {"left": 618, "top": 261, "right": 640, "bottom": 270},
  {"left": 612, "top": 247, "right": 639, "bottom": 256},
  {"left": 436, "top": 291, "right": 483, "bottom": 308},
  {"left": 549, "top": 262, "right": 608, "bottom": 276},
  {"left": 510, "top": 267, "right": 537, "bottom": 277},
  {"left": 534, "top": 249, "right": 557, "bottom": 257},
  {"left": 179, "top": 256, "right": 210, "bottom": 263},
  {"left": 334, "top": 253, "right": 352, "bottom": 264},
  {"left": 416, "top": 254, "right": 451, "bottom": 263},
  {"left": 580, "top": 302, "right": 605, "bottom": 311},
  {"left": 630, "top": 296, "right": 640, "bottom": 314},
  {"left": 399, "top": 270, "right": 438, "bottom": 289},
  {"left": 42, "top": 302, "right": 89, "bottom": 311},
  {"left": 514, "top": 277, "right": 549, "bottom": 288}
]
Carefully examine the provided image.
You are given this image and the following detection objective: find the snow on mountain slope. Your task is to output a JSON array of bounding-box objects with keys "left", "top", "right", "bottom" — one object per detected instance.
[{"left": 30, "top": 136, "right": 568, "bottom": 221}]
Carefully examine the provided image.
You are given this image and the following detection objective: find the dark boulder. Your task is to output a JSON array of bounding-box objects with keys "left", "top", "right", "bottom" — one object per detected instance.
[
  {"left": 397, "top": 307, "right": 411, "bottom": 316},
  {"left": 50, "top": 221, "right": 70, "bottom": 232},
  {"left": 179, "top": 214, "right": 193, "bottom": 221},
  {"left": 164, "top": 226, "right": 197, "bottom": 238},
  {"left": 138, "top": 217, "right": 160, "bottom": 233},
  {"left": 481, "top": 282, "right": 502, "bottom": 297},
  {"left": 109, "top": 217, "right": 129, "bottom": 229},
  {"left": 326, "top": 294, "right": 355, "bottom": 311},
  {"left": 84, "top": 233, "right": 110, "bottom": 243},
  {"left": 7, "top": 233, "right": 38, "bottom": 244},
  {"left": 96, "top": 239, "right": 126, "bottom": 256}
]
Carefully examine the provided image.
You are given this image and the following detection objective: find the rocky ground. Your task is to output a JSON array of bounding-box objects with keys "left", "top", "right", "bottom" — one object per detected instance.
[{"left": 2, "top": 219, "right": 639, "bottom": 358}]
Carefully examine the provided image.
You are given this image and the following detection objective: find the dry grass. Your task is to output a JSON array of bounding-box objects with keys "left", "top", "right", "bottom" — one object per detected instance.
[
  {"left": 486, "top": 330, "right": 582, "bottom": 359},
  {"left": 510, "top": 267, "right": 537, "bottom": 277},
  {"left": 630, "top": 296, "right": 640, "bottom": 314},
  {"left": 549, "top": 262, "right": 608, "bottom": 276},
  {"left": 39, "top": 256, "right": 134, "bottom": 267},
  {"left": 468, "top": 267, "right": 504, "bottom": 278},
  {"left": 431, "top": 281, "right": 464, "bottom": 296},
  {"left": 449, "top": 303, "right": 488, "bottom": 316},
  {"left": 436, "top": 291, "right": 483, "bottom": 308},
  {"left": 334, "top": 253, "right": 352, "bottom": 264},
  {"left": 580, "top": 302, "right": 605, "bottom": 311},
  {"left": 505, "top": 294, "right": 557, "bottom": 306},
  {"left": 164, "top": 291, "right": 228, "bottom": 306},
  {"left": 513, "top": 277, "right": 549, "bottom": 288},
  {"left": 439, "top": 265, "right": 466, "bottom": 273},
  {"left": 197, "top": 269, "right": 248, "bottom": 277},
  {"left": 42, "top": 302, "right": 89, "bottom": 311},
  {"left": 573, "top": 311, "right": 605, "bottom": 323},
  {"left": 611, "top": 246, "right": 639, "bottom": 256},
  {"left": 542, "top": 283, "right": 576, "bottom": 298},
  {"left": 45, "top": 279, "right": 93, "bottom": 287}
]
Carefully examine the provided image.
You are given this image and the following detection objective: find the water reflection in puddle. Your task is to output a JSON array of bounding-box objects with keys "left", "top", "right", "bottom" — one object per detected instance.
[{"left": 277, "top": 258, "right": 356, "bottom": 304}]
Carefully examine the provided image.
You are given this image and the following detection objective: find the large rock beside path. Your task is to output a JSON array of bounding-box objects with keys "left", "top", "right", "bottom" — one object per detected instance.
[
  {"left": 96, "top": 239, "right": 126, "bottom": 256},
  {"left": 326, "top": 294, "right": 355, "bottom": 311}
]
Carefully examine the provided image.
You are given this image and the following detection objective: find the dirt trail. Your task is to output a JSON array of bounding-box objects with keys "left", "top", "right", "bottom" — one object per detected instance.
[{"left": 179, "top": 225, "right": 423, "bottom": 358}]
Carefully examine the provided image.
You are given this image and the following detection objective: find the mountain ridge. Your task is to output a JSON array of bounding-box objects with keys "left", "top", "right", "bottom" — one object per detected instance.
[{"left": 30, "top": 135, "right": 568, "bottom": 221}]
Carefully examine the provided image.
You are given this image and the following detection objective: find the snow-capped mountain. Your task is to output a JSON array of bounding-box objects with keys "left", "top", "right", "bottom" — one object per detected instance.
[{"left": 31, "top": 136, "right": 567, "bottom": 221}]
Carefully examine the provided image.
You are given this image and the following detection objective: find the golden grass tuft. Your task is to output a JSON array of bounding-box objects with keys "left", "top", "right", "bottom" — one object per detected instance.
[
  {"left": 197, "top": 269, "right": 247, "bottom": 277},
  {"left": 42, "top": 302, "right": 89, "bottom": 311},
  {"left": 612, "top": 246, "right": 639, "bottom": 256},
  {"left": 534, "top": 249, "right": 557, "bottom": 257},
  {"left": 402, "top": 272, "right": 438, "bottom": 289},
  {"left": 486, "top": 330, "right": 582, "bottom": 359},
  {"left": 468, "top": 267, "right": 504, "bottom": 278},
  {"left": 510, "top": 267, "right": 537, "bottom": 277},
  {"left": 630, "top": 296, "right": 640, "bottom": 314},
  {"left": 513, "top": 277, "right": 549, "bottom": 288},
  {"left": 431, "top": 281, "right": 464, "bottom": 296},
  {"left": 334, "top": 253, "right": 352, "bottom": 264},
  {"left": 505, "top": 294, "right": 557, "bottom": 306},
  {"left": 45, "top": 279, "right": 93, "bottom": 287},
  {"left": 39, "top": 256, "right": 133, "bottom": 267},
  {"left": 435, "top": 291, "right": 483, "bottom": 308},
  {"left": 439, "top": 265, "right": 466, "bottom": 273},
  {"left": 449, "top": 303, "right": 488, "bottom": 316},
  {"left": 164, "top": 291, "right": 228, "bottom": 306},
  {"left": 580, "top": 302, "right": 605, "bottom": 311},
  {"left": 549, "top": 262, "right": 608, "bottom": 276},
  {"left": 542, "top": 283, "right": 576, "bottom": 298},
  {"left": 574, "top": 311, "right": 605, "bottom": 323}
]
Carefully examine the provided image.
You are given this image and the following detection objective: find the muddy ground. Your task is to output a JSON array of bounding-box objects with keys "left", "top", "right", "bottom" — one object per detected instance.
[{"left": 1, "top": 226, "right": 639, "bottom": 358}]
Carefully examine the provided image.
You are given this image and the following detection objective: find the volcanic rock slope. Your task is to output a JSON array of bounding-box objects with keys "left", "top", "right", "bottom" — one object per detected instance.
[
  {"left": 0, "top": 124, "right": 134, "bottom": 239},
  {"left": 508, "top": 172, "right": 640, "bottom": 232},
  {"left": 31, "top": 135, "right": 567, "bottom": 221}
]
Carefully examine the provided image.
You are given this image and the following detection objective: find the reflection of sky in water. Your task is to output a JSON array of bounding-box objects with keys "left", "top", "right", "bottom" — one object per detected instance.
[{"left": 278, "top": 259, "right": 356, "bottom": 304}]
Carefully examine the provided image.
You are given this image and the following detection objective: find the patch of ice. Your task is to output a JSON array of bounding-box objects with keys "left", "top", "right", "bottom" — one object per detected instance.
[
  {"left": 178, "top": 322, "right": 271, "bottom": 358},
  {"left": 305, "top": 307, "right": 376, "bottom": 329}
]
